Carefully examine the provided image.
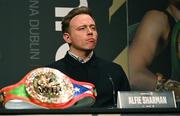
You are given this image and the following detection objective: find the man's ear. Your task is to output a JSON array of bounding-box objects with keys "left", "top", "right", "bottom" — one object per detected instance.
[{"left": 63, "top": 33, "right": 71, "bottom": 43}]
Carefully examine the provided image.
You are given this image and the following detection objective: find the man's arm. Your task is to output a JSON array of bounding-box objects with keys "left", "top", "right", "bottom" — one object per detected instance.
[{"left": 128, "top": 10, "right": 170, "bottom": 90}]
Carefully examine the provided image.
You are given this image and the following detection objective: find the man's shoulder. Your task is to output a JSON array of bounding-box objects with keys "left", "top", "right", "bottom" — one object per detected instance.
[
  {"left": 96, "top": 57, "right": 123, "bottom": 69},
  {"left": 145, "top": 10, "right": 168, "bottom": 18},
  {"left": 47, "top": 58, "right": 65, "bottom": 68},
  {"left": 143, "top": 9, "right": 170, "bottom": 26}
]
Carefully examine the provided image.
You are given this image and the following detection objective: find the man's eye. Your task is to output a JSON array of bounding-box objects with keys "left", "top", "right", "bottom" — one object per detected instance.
[
  {"left": 79, "top": 27, "right": 85, "bottom": 30},
  {"left": 91, "top": 26, "right": 96, "bottom": 31},
  {"left": 77, "top": 27, "right": 85, "bottom": 31}
]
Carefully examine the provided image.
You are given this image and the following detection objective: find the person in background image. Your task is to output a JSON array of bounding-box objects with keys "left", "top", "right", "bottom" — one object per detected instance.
[
  {"left": 129, "top": 0, "right": 180, "bottom": 102},
  {"left": 48, "top": 6, "right": 130, "bottom": 108}
]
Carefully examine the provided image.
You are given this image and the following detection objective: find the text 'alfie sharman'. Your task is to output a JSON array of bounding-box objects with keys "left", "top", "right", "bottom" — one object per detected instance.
[{"left": 128, "top": 96, "right": 167, "bottom": 104}]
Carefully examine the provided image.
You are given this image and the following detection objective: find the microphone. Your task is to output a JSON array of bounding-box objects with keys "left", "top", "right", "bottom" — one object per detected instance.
[{"left": 108, "top": 74, "right": 117, "bottom": 108}]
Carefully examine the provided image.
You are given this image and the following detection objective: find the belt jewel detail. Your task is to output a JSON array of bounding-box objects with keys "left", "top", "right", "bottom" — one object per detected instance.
[
  {"left": 0, "top": 67, "right": 96, "bottom": 109},
  {"left": 25, "top": 68, "right": 74, "bottom": 104}
]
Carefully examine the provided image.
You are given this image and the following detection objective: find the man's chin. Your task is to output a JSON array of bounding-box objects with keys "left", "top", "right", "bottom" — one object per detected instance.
[
  {"left": 84, "top": 49, "right": 93, "bottom": 52},
  {"left": 84, "top": 46, "right": 96, "bottom": 51}
]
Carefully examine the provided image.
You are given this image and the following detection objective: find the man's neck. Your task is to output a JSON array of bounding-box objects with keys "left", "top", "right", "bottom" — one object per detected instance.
[
  {"left": 69, "top": 49, "right": 92, "bottom": 60},
  {"left": 68, "top": 50, "right": 93, "bottom": 63}
]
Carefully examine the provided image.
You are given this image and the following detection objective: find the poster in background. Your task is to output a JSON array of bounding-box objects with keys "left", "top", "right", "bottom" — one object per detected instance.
[{"left": 127, "top": 0, "right": 175, "bottom": 89}]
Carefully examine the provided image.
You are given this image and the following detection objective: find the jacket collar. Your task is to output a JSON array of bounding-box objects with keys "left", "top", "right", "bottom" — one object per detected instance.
[{"left": 65, "top": 52, "right": 98, "bottom": 67}]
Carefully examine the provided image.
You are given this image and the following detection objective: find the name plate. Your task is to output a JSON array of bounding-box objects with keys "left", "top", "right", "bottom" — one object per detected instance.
[{"left": 117, "top": 91, "right": 177, "bottom": 108}]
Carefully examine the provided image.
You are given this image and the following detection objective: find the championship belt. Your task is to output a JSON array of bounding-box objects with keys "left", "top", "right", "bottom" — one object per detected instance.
[{"left": 0, "top": 67, "right": 96, "bottom": 109}]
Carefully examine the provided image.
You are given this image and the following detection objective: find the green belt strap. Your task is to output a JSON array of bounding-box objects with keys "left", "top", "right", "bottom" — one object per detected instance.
[
  {"left": 7, "top": 84, "right": 30, "bottom": 98},
  {"left": 171, "top": 21, "right": 180, "bottom": 81}
]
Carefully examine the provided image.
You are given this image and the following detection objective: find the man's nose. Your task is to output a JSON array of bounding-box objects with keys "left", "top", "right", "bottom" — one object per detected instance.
[{"left": 87, "top": 27, "right": 93, "bottom": 34}]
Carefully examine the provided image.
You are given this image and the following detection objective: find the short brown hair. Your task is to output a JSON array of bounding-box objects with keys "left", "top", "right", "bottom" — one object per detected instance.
[{"left": 61, "top": 6, "right": 95, "bottom": 34}]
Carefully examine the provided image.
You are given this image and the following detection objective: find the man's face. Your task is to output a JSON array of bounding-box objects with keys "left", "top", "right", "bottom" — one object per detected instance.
[
  {"left": 64, "top": 14, "right": 98, "bottom": 52},
  {"left": 169, "top": 0, "right": 180, "bottom": 9}
]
